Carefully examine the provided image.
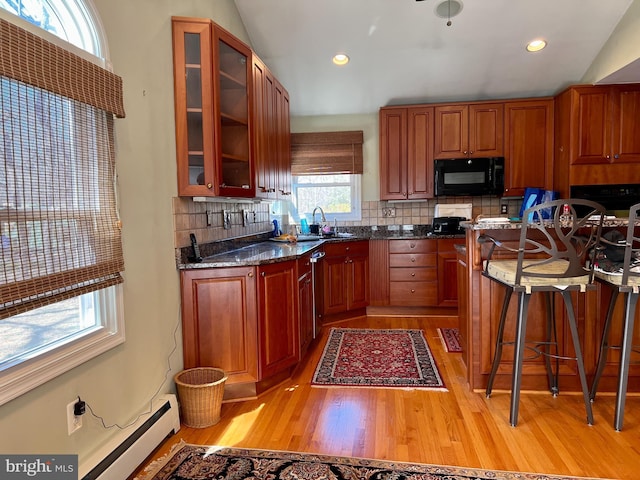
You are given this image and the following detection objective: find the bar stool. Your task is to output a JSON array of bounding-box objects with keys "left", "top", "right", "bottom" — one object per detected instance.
[
  {"left": 480, "top": 199, "right": 605, "bottom": 426},
  {"left": 590, "top": 202, "right": 640, "bottom": 431}
]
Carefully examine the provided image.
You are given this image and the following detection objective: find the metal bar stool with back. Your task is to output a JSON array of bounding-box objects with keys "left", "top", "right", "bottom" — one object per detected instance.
[
  {"left": 480, "top": 199, "right": 605, "bottom": 426},
  {"left": 590, "top": 202, "right": 640, "bottom": 431}
]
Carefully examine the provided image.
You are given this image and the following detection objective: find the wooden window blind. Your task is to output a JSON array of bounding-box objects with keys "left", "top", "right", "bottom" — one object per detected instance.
[
  {"left": 0, "top": 18, "right": 126, "bottom": 320},
  {"left": 291, "top": 130, "right": 363, "bottom": 175}
]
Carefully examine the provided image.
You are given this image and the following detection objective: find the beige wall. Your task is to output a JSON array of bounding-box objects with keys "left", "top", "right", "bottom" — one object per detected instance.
[{"left": 582, "top": 0, "right": 640, "bottom": 84}]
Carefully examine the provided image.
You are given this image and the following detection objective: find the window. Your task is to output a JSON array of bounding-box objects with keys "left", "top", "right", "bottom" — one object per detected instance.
[
  {"left": 0, "top": 2, "right": 125, "bottom": 405},
  {"left": 292, "top": 174, "right": 362, "bottom": 222},
  {"left": 290, "top": 130, "right": 364, "bottom": 223}
]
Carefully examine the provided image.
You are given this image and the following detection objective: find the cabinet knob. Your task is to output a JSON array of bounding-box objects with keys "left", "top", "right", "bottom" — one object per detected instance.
[
  {"left": 410, "top": 243, "right": 416, "bottom": 248},
  {"left": 411, "top": 289, "right": 415, "bottom": 293},
  {"left": 411, "top": 273, "right": 416, "bottom": 277},
  {"left": 614, "top": 154, "right": 620, "bottom": 159},
  {"left": 349, "top": 259, "right": 353, "bottom": 263},
  {"left": 411, "top": 257, "right": 416, "bottom": 262},
  {"left": 261, "top": 272, "right": 266, "bottom": 277},
  {"left": 206, "top": 183, "right": 212, "bottom": 189},
  {"left": 248, "top": 271, "right": 254, "bottom": 277},
  {"left": 606, "top": 155, "right": 611, "bottom": 159},
  {"left": 346, "top": 247, "right": 350, "bottom": 251},
  {"left": 463, "top": 151, "right": 468, "bottom": 155}
]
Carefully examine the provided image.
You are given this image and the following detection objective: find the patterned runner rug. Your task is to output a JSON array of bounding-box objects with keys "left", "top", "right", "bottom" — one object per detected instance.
[
  {"left": 438, "top": 327, "right": 463, "bottom": 352},
  {"left": 311, "top": 328, "right": 445, "bottom": 389},
  {"left": 136, "top": 442, "right": 596, "bottom": 480}
]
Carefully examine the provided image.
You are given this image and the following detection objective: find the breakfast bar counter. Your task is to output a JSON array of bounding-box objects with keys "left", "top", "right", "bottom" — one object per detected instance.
[{"left": 458, "top": 218, "right": 640, "bottom": 394}]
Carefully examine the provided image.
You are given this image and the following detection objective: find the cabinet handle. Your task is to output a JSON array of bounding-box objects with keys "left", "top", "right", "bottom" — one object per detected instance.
[
  {"left": 206, "top": 183, "right": 212, "bottom": 189},
  {"left": 346, "top": 247, "right": 350, "bottom": 251},
  {"left": 411, "top": 273, "right": 416, "bottom": 277},
  {"left": 261, "top": 272, "right": 266, "bottom": 277},
  {"left": 463, "top": 150, "right": 468, "bottom": 155},
  {"left": 411, "top": 289, "right": 415, "bottom": 293},
  {"left": 349, "top": 259, "right": 353, "bottom": 263},
  {"left": 248, "top": 271, "right": 254, "bottom": 277},
  {"left": 606, "top": 155, "right": 611, "bottom": 159}
]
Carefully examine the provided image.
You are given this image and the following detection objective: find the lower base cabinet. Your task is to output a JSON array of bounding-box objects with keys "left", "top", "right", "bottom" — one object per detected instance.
[
  {"left": 317, "top": 241, "right": 370, "bottom": 320},
  {"left": 180, "top": 260, "right": 299, "bottom": 400}
]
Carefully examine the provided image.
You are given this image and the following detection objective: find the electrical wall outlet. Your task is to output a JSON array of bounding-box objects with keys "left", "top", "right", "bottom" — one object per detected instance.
[
  {"left": 382, "top": 207, "right": 396, "bottom": 218},
  {"left": 67, "top": 400, "right": 82, "bottom": 435},
  {"left": 223, "top": 210, "right": 231, "bottom": 230}
]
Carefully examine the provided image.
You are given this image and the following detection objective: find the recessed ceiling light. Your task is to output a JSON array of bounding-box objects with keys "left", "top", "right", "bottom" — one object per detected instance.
[
  {"left": 526, "top": 39, "right": 547, "bottom": 52},
  {"left": 332, "top": 53, "right": 349, "bottom": 66}
]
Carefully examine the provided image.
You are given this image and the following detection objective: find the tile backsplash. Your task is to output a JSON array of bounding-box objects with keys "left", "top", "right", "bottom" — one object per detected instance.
[{"left": 173, "top": 195, "right": 520, "bottom": 249}]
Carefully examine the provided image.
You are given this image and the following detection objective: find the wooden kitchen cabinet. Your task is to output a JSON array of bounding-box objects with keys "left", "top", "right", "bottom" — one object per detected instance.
[
  {"left": 180, "top": 267, "right": 258, "bottom": 385},
  {"left": 437, "top": 238, "right": 460, "bottom": 307},
  {"left": 456, "top": 246, "right": 469, "bottom": 366},
  {"left": 379, "top": 106, "right": 434, "bottom": 200},
  {"left": 319, "top": 241, "right": 369, "bottom": 318},
  {"left": 434, "top": 103, "right": 503, "bottom": 159},
  {"left": 388, "top": 239, "right": 438, "bottom": 306},
  {"left": 554, "top": 84, "right": 640, "bottom": 196},
  {"left": 297, "top": 253, "right": 314, "bottom": 356},
  {"left": 172, "top": 17, "right": 254, "bottom": 197},
  {"left": 257, "top": 261, "right": 299, "bottom": 379},
  {"left": 252, "top": 54, "right": 292, "bottom": 200},
  {"left": 503, "top": 98, "right": 554, "bottom": 197},
  {"left": 180, "top": 260, "right": 300, "bottom": 400}
]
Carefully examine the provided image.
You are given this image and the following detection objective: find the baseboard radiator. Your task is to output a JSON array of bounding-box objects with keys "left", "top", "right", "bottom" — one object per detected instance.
[{"left": 79, "top": 394, "right": 181, "bottom": 480}]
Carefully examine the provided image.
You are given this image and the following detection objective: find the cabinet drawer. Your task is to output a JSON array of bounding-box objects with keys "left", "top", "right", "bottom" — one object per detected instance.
[
  {"left": 389, "top": 239, "right": 437, "bottom": 254},
  {"left": 389, "top": 253, "right": 436, "bottom": 267},
  {"left": 324, "top": 241, "right": 368, "bottom": 257},
  {"left": 389, "top": 281, "right": 437, "bottom": 306},
  {"left": 389, "top": 267, "right": 437, "bottom": 282}
]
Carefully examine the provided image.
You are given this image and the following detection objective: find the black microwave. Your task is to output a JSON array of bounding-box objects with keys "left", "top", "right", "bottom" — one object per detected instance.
[{"left": 434, "top": 157, "right": 504, "bottom": 197}]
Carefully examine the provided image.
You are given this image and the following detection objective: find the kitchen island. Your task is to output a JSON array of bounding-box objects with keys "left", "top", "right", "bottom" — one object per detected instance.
[{"left": 458, "top": 218, "right": 639, "bottom": 393}]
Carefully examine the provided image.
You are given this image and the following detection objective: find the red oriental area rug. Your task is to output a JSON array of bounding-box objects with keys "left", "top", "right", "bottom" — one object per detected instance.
[
  {"left": 311, "top": 328, "right": 445, "bottom": 389},
  {"left": 136, "top": 442, "right": 596, "bottom": 480},
  {"left": 438, "top": 327, "right": 463, "bottom": 353}
]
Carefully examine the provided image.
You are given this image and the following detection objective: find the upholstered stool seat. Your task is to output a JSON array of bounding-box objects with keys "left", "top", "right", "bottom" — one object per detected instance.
[
  {"left": 481, "top": 198, "right": 605, "bottom": 427},
  {"left": 590, "top": 202, "right": 640, "bottom": 431}
]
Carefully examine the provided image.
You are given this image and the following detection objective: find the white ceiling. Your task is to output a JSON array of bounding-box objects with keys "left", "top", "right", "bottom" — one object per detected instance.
[{"left": 233, "top": 0, "right": 636, "bottom": 117}]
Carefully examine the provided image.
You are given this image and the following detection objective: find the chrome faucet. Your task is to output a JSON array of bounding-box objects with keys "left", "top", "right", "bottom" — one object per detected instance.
[{"left": 312, "top": 206, "right": 326, "bottom": 224}]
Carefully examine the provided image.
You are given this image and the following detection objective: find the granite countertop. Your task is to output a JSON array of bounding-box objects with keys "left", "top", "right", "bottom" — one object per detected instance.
[
  {"left": 461, "top": 217, "right": 631, "bottom": 231},
  {"left": 177, "top": 224, "right": 465, "bottom": 269}
]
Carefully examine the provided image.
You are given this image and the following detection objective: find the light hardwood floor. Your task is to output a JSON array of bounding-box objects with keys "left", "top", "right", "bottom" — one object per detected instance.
[{"left": 130, "top": 315, "right": 640, "bottom": 480}]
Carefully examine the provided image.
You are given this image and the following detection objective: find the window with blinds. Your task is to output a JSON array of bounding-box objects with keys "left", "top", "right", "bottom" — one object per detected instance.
[
  {"left": 291, "top": 130, "right": 363, "bottom": 175},
  {"left": 0, "top": 14, "right": 126, "bottom": 405},
  {"left": 290, "top": 130, "right": 364, "bottom": 223}
]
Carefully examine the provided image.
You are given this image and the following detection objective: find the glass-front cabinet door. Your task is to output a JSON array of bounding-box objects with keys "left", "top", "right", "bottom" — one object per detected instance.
[
  {"left": 172, "top": 19, "right": 216, "bottom": 196},
  {"left": 214, "top": 30, "right": 254, "bottom": 197},
  {"left": 172, "top": 18, "right": 254, "bottom": 197}
]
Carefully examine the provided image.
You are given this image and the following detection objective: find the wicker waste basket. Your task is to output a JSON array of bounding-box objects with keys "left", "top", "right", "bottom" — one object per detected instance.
[{"left": 174, "top": 367, "right": 227, "bottom": 428}]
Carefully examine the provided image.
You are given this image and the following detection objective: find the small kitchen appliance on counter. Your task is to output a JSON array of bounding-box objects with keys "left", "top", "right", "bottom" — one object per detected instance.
[{"left": 432, "top": 203, "right": 472, "bottom": 234}]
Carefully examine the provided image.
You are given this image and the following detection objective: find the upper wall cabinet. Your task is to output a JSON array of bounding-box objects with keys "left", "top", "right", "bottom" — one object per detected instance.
[
  {"left": 554, "top": 84, "right": 640, "bottom": 196},
  {"left": 252, "top": 55, "right": 291, "bottom": 200},
  {"left": 434, "top": 103, "right": 504, "bottom": 159},
  {"left": 172, "top": 17, "right": 257, "bottom": 198},
  {"left": 503, "top": 98, "right": 554, "bottom": 197},
  {"left": 379, "top": 106, "right": 435, "bottom": 200}
]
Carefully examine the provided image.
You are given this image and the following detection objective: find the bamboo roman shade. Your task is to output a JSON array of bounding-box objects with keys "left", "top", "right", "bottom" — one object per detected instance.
[
  {"left": 291, "top": 131, "right": 364, "bottom": 175},
  {"left": 0, "top": 18, "right": 126, "bottom": 320}
]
